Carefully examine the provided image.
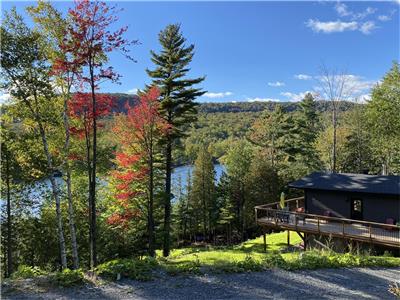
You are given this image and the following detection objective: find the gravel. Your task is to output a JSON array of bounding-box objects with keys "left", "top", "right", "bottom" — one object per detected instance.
[{"left": 2, "top": 268, "right": 400, "bottom": 300}]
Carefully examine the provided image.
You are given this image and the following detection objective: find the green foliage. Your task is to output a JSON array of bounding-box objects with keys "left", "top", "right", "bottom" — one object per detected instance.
[
  {"left": 95, "top": 258, "right": 158, "bottom": 281},
  {"left": 11, "top": 265, "right": 47, "bottom": 279},
  {"left": 52, "top": 269, "right": 85, "bottom": 287}
]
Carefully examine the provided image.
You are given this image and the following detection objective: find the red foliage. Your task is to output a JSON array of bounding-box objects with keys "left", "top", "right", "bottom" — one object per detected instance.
[
  {"left": 57, "top": 0, "right": 136, "bottom": 90},
  {"left": 107, "top": 87, "right": 169, "bottom": 227}
]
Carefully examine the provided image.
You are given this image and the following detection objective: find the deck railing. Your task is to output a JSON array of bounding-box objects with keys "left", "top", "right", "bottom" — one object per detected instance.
[{"left": 255, "top": 197, "right": 400, "bottom": 248}]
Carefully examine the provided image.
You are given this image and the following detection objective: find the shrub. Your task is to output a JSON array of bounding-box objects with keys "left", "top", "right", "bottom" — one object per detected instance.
[
  {"left": 213, "top": 255, "right": 263, "bottom": 273},
  {"left": 95, "top": 257, "right": 157, "bottom": 281},
  {"left": 236, "top": 255, "right": 264, "bottom": 272},
  {"left": 163, "top": 261, "right": 201, "bottom": 276},
  {"left": 52, "top": 269, "right": 85, "bottom": 287},
  {"left": 11, "top": 265, "right": 46, "bottom": 279},
  {"left": 262, "top": 253, "right": 286, "bottom": 269},
  {"left": 285, "top": 251, "right": 334, "bottom": 270}
]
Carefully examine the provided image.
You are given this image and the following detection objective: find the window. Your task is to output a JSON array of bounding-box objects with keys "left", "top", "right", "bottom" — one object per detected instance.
[{"left": 353, "top": 199, "right": 362, "bottom": 212}]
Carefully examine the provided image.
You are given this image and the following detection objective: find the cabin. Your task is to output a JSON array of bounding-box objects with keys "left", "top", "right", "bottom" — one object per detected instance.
[{"left": 255, "top": 172, "right": 400, "bottom": 250}]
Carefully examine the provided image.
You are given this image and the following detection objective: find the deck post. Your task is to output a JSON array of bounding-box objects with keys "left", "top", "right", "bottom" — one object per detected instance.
[
  {"left": 263, "top": 232, "right": 267, "bottom": 252},
  {"left": 287, "top": 230, "right": 290, "bottom": 246}
]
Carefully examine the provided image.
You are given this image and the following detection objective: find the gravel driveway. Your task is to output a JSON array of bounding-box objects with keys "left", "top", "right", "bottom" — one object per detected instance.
[{"left": 3, "top": 268, "right": 400, "bottom": 300}]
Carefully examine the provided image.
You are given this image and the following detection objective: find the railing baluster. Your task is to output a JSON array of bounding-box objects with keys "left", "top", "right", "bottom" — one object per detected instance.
[
  {"left": 342, "top": 221, "right": 345, "bottom": 236},
  {"left": 317, "top": 217, "right": 320, "bottom": 233}
]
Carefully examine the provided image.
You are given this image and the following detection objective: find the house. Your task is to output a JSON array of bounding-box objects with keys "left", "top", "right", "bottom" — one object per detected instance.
[
  {"left": 255, "top": 172, "right": 400, "bottom": 250},
  {"left": 288, "top": 172, "right": 400, "bottom": 224}
]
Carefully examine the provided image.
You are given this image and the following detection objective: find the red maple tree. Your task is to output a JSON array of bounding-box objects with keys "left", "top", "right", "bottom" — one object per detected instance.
[
  {"left": 109, "top": 87, "right": 169, "bottom": 256},
  {"left": 56, "top": 0, "right": 137, "bottom": 268}
]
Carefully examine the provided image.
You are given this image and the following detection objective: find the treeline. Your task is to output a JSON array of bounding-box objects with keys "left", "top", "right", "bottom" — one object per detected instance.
[{"left": 197, "top": 100, "right": 358, "bottom": 114}]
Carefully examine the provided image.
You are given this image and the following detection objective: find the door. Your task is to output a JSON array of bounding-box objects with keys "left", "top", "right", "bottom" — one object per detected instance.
[{"left": 350, "top": 198, "right": 363, "bottom": 220}]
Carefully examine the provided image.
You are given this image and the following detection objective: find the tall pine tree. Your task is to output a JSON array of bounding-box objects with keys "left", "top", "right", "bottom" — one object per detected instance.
[{"left": 147, "top": 24, "right": 205, "bottom": 256}]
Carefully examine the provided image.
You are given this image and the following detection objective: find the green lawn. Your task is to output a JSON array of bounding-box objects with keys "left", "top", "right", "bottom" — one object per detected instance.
[{"left": 158, "top": 231, "right": 400, "bottom": 274}]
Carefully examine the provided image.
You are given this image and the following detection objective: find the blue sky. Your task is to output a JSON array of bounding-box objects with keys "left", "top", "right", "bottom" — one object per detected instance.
[{"left": 2, "top": 1, "right": 399, "bottom": 103}]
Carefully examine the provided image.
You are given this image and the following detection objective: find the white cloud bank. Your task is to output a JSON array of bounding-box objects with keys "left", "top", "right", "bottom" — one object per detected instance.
[
  {"left": 204, "top": 91, "right": 233, "bottom": 98},
  {"left": 267, "top": 81, "right": 285, "bottom": 87},
  {"left": 306, "top": 19, "right": 377, "bottom": 35},
  {"left": 294, "top": 74, "right": 312, "bottom": 80}
]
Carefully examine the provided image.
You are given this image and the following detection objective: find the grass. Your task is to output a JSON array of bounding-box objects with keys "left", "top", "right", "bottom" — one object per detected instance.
[
  {"left": 159, "top": 231, "right": 400, "bottom": 274},
  {"left": 7, "top": 231, "right": 400, "bottom": 284}
]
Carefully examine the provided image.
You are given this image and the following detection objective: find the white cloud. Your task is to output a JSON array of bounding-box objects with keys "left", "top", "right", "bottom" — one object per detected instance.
[
  {"left": 315, "top": 74, "right": 377, "bottom": 101},
  {"left": 127, "top": 88, "right": 138, "bottom": 94},
  {"left": 0, "top": 93, "right": 11, "bottom": 104},
  {"left": 246, "top": 97, "right": 281, "bottom": 102},
  {"left": 204, "top": 91, "right": 233, "bottom": 98},
  {"left": 378, "top": 15, "right": 391, "bottom": 21},
  {"left": 306, "top": 19, "right": 358, "bottom": 33},
  {"left": 268, "top": 81, "right": 285, "bottom": 87},
  {"left": 334, "top": 2, "right": 376, "bottom": 20},
  {"left": 306, "top": 19, "right": 377, "bottom": 35},
  {"left": 335, "top": 2, "right": 351, "bottom": 17},
  {"left": 280, "top": 91, "right": 317, "bottom": 102},
  {"left": 294, "top": 74, "right": 312, "bottom": 80},
  {"left": 359, "top": 21, "right": 377, "bottom": 34}
]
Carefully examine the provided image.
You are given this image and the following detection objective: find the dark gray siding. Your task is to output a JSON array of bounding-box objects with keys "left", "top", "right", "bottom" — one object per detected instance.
[{"left": 305, "top": 189, "right": 400, "bottom": 223}]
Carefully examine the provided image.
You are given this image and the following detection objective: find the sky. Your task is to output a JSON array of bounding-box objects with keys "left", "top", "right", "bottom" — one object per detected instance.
[{"left": 1, "top": 1, "right": 399, "bottom": 103}]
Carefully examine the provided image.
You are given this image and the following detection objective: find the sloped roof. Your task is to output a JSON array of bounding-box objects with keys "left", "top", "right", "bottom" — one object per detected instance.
[{"left": 289, "top": 172, "right": 400, "bottom": 196}]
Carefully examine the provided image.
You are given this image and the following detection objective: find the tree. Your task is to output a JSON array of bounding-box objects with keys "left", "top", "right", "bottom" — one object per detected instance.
[
  {"left": 191, "top": 147, "right": 216, "bottom": 240},
  {"left": 61, "top": 0, "right": 136, "bottom": 268},
  {"left": 318, "top": 65, "right": 355, "bottom": 173},
  {"left": 366, "top": 62, "right": 400, "bottom": 174},
  {"left": 295, "top": 93, "right": 321, "bottom": 170},
  {"left": 111, "top": 87, "right": 169, "bottom": 256},
  {"left": 0, "top": 9, "right": 68, "bottom": 269},
  {"left": 222, "top": 140, "right": 253, "bottom": 241},
  {"left": 27, "top": 0, "right": 80, "bottom": 269},
  {"left": 147, "top": 24, "right": 205, "bottom": 256}
]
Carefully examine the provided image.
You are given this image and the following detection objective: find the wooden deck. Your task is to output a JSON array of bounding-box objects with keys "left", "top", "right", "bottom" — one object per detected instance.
[{"left": 255, "top": 197, "right": 400, "bottom": 248}]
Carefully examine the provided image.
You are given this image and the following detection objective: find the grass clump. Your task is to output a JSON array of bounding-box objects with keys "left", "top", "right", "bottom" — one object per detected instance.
[
  {"left": 95, "top": 257, "right": 157, "bottom": 281},
  {"left": 11, "top": 265, "right": 47, "bottom": 279},
  {"left": 51, "top": 269, "right": 85, "bottom": 287},
  {"left": 214, "top": 255, "right": 264, "bottom": 273}
]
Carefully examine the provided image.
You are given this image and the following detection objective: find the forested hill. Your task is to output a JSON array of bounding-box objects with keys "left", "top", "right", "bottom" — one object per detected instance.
[{"left": 109, "top": 93, "right": 358, "bottom": 114}]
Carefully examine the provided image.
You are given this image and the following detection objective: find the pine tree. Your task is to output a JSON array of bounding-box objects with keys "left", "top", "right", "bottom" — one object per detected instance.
[
  {"left": 147, "top": 24, "right": 205, "bottom": 256},
  {"left": 191, "top": 147, "right": 216, "bottom": 241}
]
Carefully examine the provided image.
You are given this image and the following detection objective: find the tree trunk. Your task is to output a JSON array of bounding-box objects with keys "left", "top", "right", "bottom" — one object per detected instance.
[
  {"left": 163, "top": 137, "right": 172, "bottom": 257},
  {"left": 148, "top": 154, "right": 155, "bottom": 257},
  {"left": 38, "top": 123, "right": 67, "bottom": 269},
  {"left": 63, "top": 98, "right": 79, "bottom": 269},
  {"left": 332, "top": 106, "right": 337, "bottom": 173},
  {"left": 89, "top": 73, "right": 98, "bottom": 269},
  {"left": 6, "top": 153, "right": 13, "bottom": 277}
]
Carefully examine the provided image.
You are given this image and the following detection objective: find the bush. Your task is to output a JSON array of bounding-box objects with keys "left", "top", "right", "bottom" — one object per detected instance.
[
  {"left": 95, "top": 257, "right": 157, "bottom": 281},
  {"left": 52, "top": 269, "right": 85, "bottom": 287},
  {"left": 213, "top": 255, "right": 263, "bottom": 273},
  {"left": 11, "top": 265, "right": 47, "bottom": 279},
  {"left": 262, "top": 253, "right": 286, "bottom": 269},
  {"left": 285, "top": 251, "right": 335, "bottom": 270},
  {"left": 163, "top": 261, "right": 201, "bottom": 276}
]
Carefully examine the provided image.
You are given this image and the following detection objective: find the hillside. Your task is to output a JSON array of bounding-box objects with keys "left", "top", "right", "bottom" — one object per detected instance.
[{"left": 110, "top": 93, "right": 358, "bottom": 114}]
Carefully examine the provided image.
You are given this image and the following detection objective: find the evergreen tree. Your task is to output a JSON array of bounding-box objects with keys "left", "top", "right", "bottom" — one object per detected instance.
[
  {"left": 295, "top": 92, "right": 321, "bottom": 170},
  {"left": 191, "top": 147, "right": 216, "bottom": 240},
  {"left": 147, "top": 24, "right": 206, "bottom": 256}
]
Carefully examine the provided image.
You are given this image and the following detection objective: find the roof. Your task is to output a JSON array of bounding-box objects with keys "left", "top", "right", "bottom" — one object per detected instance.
[{"left": 289, "top": 172, "right": 400, "bottom": 196}]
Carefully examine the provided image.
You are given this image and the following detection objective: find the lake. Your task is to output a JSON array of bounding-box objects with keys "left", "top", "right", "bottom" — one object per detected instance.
[{"left": 8, "top": 164, "right": 226, "bottom": 205}]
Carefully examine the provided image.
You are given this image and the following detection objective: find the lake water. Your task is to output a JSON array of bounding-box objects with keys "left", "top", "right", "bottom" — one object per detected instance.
[{"left": 8, "top": 164, "right": 226, "bottom": 205}]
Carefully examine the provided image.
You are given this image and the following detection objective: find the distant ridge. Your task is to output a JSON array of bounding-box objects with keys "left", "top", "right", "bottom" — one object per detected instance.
[{"left": 109, "top": 93, "right": 358, "bottom": 114}]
